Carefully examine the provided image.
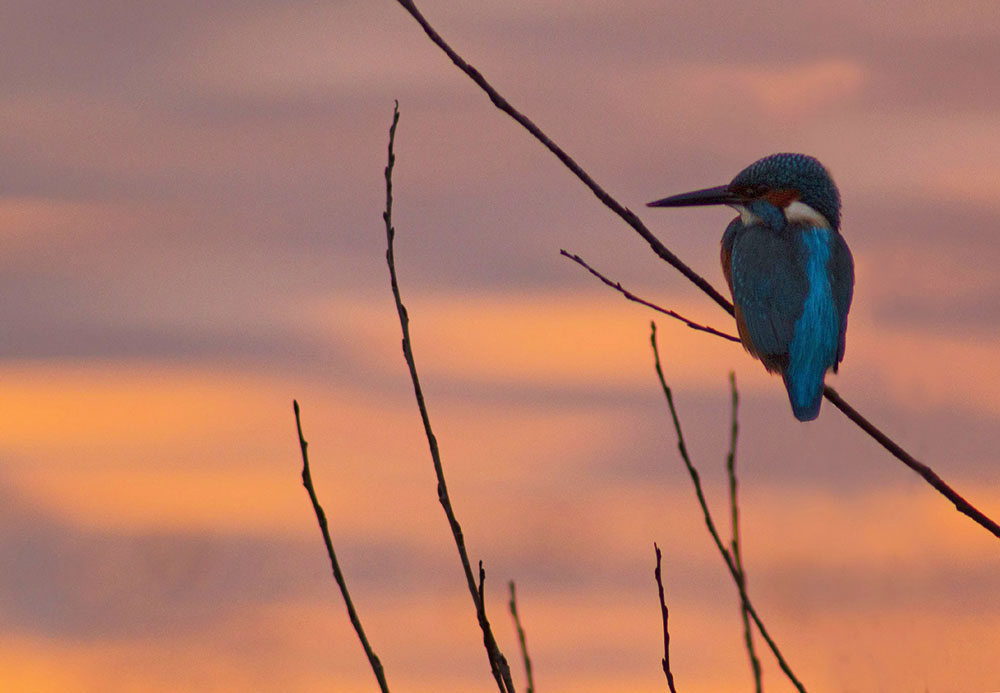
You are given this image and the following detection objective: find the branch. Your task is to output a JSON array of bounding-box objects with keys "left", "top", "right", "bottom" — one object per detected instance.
[
  {"left": 383, "top": 101, "right": 515, "bottom": 693},
  {"left": 823, "top": 386, "right": 1000, "bottom": 539},
  {"left": 725, "top": 374, "right": 762, "bottom": 692},
  {"left": 508, "top": 582, "right": 535, "bottom": 693},
  {"left": 651, "top": 323, "right": 806, "bottom": 693},
  {"left": 293, "top": 400, "right": 390, "bottom": 693},
  {"left": 393, "top": 0, "right": 731, "bottom": 314},
  {"left": 561, "top": 250, "right": 740, "bottom": 343},
  {"left": 392, "top": 0, "right": 1000, "bottom": 542},
  {"left": 654, "top": 543, "right": 679, "bottom": 693}
]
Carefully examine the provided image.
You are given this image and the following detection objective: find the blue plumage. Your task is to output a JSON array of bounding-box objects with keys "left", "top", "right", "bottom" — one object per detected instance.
[
  {"left": 784, "top": 228, "right": 839, "bottom": 420},
  {"left": 648, "top": 153, "right": 855, "bottom": 421}
]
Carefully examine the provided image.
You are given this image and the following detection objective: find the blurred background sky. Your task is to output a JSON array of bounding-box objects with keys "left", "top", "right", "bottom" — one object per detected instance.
[{"left": 2, "top": 1, "right": 1000, "bottom": 691}]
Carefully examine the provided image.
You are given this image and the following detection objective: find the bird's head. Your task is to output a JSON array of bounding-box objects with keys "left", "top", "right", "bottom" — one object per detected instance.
[{"left": 647, "top": 153, "right": 841, "bottom": 232}]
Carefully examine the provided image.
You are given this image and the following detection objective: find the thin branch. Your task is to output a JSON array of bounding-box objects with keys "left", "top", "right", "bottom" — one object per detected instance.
[
  {"left": 293, "top": 400, "right": 390, "bottom": 693},
  {"left": 561, "top": 250, "right": 740, "bottom": 343},
  {"left": 651, "top": 323, "right": 807, "bottom": 693},
  {"left": 392, "top": 0, "right": 1000, "bottom": 542},
  {"left": 824, "top": 386, "right": 1000, "bottom": 539},
  {"left": 568, "top": 258, "right": 1000, "bottom": 542},
  {"left": 653, "top": 543, "right": 678, "bottom": 693},
  {"left": 383, "top": 101, "right": 515, "bottom": 693},
  {"left": 725, "top": 374, "right": 762, "bottom": 693},
  {"left": 508, "top": 582, "right": 535, "bottom": 693},
  {"left": 393, "top": 0, "right": 731, "bottom": 314}
]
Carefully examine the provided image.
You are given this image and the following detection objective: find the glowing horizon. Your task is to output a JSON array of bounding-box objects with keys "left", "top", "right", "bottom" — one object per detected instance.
[{"left": 1, "top": 1, "right": 999, "bottom": 691}]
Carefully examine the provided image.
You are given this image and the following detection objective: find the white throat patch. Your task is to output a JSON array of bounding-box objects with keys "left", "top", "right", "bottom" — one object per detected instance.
[
  {"left": 732, "top": 204, "right": 761, "bottom": 226},
  {"left": 784, "top": 200, "right": 831, "bottom": 229}
]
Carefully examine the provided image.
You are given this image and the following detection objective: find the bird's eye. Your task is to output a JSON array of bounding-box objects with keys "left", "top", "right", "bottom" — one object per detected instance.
[
  {"left": 732, "top": 185, "right": 758, "bottom": 198},
  {"left": 743, "top": 184, "right": 769, "bottom": 197}
]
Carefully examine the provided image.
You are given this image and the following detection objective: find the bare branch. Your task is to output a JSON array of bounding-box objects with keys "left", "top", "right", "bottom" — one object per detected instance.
[
  {"left": 392, "top": 0, "right": 731, "bottom": 314},
  {"left": 651, "top": 323, "right": 807, "bottom": 693},
  {"left": 508, "top": 582, "right": 535, "bottom": 693},
  {"left": 383, "top": 101, "right": 515, "bottom": 693},
  {"left": 293, "top": 400, "right": 390, "bottom": 693},
  {"left": 725, "top": 375, "right": 762, "bottom": 692},
  {"left": 392, "top": 0, "right": 1000, "bottom": 542},
  {"left": 653, "top": 544, "right": 678, "bottom": 693},
  {"left": 561, "top": 250, "right": 740, "bottom": 342},
  {"left": 823, "top": 386, "right": 1000, "bottom": 539}
]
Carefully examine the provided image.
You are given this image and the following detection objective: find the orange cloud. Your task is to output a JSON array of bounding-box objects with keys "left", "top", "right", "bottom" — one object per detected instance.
[
  {"left": 681, "top": 60, "right": 867, "bottom": 120},
  {"left": 848, "top": 312, "right": 1000, "bottom": 416},
  {"left": 311, "top": 291, "right": 751, "bottom": 391},
  {"left": 2, "top": 362, "right": 320, "bottom": 534},
  {"left": 1, "top": 357, "right": 649, "bottom": 537},
  {"left": 631, "top": 59, "right": 866, "bottom": 126}
]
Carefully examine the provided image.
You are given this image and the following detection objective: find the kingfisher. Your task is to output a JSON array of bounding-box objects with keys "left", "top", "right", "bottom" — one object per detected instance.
[{"left": 647, "top": 153, "right": 854, "bottom": 421}]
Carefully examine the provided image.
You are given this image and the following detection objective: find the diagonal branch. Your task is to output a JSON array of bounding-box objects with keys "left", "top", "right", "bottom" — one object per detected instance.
[
  {"left": 293, "top": 400, "right": 391, "bottom": 693},
  {"left": 383, "top": 101, "right": 515, "bottom": 693},
  {"left": 822, "top": 387, "right": 1000, "bottom": 538},
  {"left": 651, "top": 323, "right": 806, "bottom": 693},
  {"left": 561, "top": 250, "right": 740, "bottom": 342},
  {"left": 394, "top": 0, "right": 732, "bottom": 315},
  {"left": 563, "top": 253, "right": 1000, "bottom": 541}
]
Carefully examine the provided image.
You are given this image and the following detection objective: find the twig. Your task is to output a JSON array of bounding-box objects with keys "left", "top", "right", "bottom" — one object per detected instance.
[
  {"left": 508, "top": 582, "right": 535, "bottom": 693},
  {"left": 392, "top": 0, "right": 731, "bottom": 314},
  {"left": 653, "top": 544, "right": 678, "bottom": 693},
  {"left": 651, "top": 323, "right": 807, "bottom": 693},
  {"left": 392, "top": 0, "right": 1000, "bottom": 542},
  {"left": 571, "top": 259, "right": 1000, "bottom": 542},
  {"left": 293, "top": 400, "right": 390, "bottom": 693},
  {"left": 823, "top": 386, "right": 1000, "bottom": 539},
  {"left": 383, "top": 101, "right": 515, "bottom": 693},
  {"left": 560, "top": 250, "right": 739, "bottom": 343},
  {"left": 725, "top": 374, "right": 762, "bottom": 692}
]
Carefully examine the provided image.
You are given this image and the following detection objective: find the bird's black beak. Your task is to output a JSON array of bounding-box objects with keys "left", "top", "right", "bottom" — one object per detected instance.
[{"left": 647, "top": 185, "right": 743, "bottom": 208}]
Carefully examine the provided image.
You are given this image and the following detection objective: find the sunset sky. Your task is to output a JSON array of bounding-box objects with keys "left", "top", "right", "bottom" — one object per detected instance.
[{"left": 3, "top": 1, "right": 1000, "bottom": 691}]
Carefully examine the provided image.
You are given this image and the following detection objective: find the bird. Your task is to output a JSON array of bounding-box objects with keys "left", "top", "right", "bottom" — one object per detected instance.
[{"left": 647, "top": 153, "right": 854, "bottom": 421}]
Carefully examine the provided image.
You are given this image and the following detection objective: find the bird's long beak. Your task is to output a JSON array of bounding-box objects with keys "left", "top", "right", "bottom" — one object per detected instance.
[{"left": 647, "top": 185, "right": 743, "bottom": 208}]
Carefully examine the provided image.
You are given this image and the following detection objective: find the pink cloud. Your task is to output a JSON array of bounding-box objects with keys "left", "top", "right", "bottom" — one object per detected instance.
[{"left": 671, "top": 59, "right": 867, "bottom": 120}]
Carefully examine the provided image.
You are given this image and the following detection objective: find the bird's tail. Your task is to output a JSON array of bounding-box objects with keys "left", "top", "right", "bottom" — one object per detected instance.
[{"left": 782, "top": 360, "right": 826, "bottom": 422}]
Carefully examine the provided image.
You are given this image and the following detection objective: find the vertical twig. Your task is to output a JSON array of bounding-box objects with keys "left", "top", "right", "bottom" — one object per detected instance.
[
  {"left": 725, "top": 374, "right": 762, "bottom": 692},
  {"left": 293, "top": 400, "right": 390, "bottom": 693},
  {"left": 508, "top": 581, "right": 535, "bottom": 693},
  {"left": 383, "top": 101, "right": 515, "bottom": 693},
  {"left": 650, "top": 322, "right": 806, "bottom": 693},
  {"left": 654, "top": 543, "right": 679, "bottom": 693}
]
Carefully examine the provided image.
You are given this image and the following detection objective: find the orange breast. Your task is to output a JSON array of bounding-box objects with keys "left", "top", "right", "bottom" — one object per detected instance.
[{"left": 764, "top": 188, "right": 800, "bottom": 208}]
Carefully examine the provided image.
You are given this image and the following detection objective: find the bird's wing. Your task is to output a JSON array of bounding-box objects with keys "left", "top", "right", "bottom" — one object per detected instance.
[
  {"left": 720, "top": 218, "right": 740, "bottom": 296},
  {"left": 729, "top": 226, "right": 808, "bottom": 359},
  {"left": 829, "top": 232, "right": 855, "bottom": 366}
]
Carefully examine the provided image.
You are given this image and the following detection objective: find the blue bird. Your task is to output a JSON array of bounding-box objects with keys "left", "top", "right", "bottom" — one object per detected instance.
[{"left": 647, "top": 153, "right": 854, "bottom": 421}]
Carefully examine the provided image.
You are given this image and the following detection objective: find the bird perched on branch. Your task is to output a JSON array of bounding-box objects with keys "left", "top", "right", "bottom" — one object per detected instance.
[{"left": 648, "top": 153, "right": 854, "bottom": 421}]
